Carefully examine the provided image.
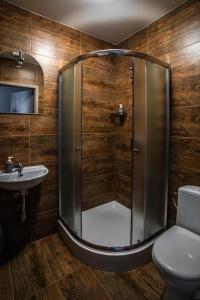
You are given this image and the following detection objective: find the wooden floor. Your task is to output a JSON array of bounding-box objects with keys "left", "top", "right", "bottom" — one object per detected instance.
[{"left": 0, "top": 233, "right": 166, "bottom": 300}]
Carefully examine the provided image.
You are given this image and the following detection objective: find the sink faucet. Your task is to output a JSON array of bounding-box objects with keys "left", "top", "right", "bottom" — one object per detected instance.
[{"left": 14, "top": 162, "right": 23, "bottom": 177}]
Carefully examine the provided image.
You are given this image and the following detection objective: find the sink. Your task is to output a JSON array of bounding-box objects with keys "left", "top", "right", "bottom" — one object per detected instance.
[{"left": 0, "top": 165, "right": 48, "bottom": 191}]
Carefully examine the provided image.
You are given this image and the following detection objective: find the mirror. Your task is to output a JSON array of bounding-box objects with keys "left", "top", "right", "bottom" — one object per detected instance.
[{"left": 0, "top": 50, "right": 44, "bottom": 114}]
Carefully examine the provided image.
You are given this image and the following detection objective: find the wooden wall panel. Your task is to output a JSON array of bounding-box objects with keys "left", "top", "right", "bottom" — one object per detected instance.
[
  {"left": 0, "top": 136, "right": 29, "bottom": 167},
  {"left": 147, "top": 1, "right": 200, "bottom": 57},
  {"left": 30, "top": 110, "right": 58, "bottom": 135},
  {"left": 113, "top": 56, "right": 133, "bottom": 209},
  {"left": 82, "top": 174, "right": 115, "bottom": 210},
  {"left": 82, "top": 154, "right": 115, "bottom": 177},
  {"left": 81, "top": 54, "right": 133, "bottom": 211},
  {"left": 31, "top": 28, "right": 80, "bottom": 61},
  {"left": 0, "top": 114, "right": 29, "bottom": 136},
  {"left": 0, "top": 15, "right": 31, "bottom": 52},
  {"left": 119, "top": 28, "right": 147, "bottom": 53},
  {"left": 1, "top": 60, "right": 38, "bottom": 83},
  {"left": 80, "top": 32, "right": 111, "bottom": 54},
  {"left": 82, "top": 55, "right": 133, "bottom": 210},
  {"left": 119, "top": 0, "right": 200, "bottom": 225},
  {"left": 171, "top": 74, "right": 200, "bottom": 107},
  {"left": 82, "top": 55, "right": 116, "bottom": 209}
]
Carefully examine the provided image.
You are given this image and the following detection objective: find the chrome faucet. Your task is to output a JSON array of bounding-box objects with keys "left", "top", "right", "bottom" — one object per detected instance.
[{"left": 15, "top": 162, "right": 23, "bottom": 176}]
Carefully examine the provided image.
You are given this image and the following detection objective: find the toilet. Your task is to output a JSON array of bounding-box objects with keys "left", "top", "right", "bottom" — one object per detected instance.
[{"left": 152, "top": 186, "right": 200, "bottom": 300}]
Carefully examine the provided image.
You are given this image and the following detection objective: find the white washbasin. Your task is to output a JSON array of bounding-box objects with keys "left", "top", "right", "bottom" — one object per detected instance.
[{"left": 0, "top": 165, "right": 48, "bottom": 191}]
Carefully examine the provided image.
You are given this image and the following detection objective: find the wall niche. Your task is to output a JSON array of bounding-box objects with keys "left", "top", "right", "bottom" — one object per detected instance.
[{"left": 0, "top": 50, "right": 44, "bottom": 114}]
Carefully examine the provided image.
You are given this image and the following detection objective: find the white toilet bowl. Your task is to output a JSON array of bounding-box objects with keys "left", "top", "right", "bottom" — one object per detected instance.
[{"left": 152, "top": 186, "right": 200, "bottom": 300}]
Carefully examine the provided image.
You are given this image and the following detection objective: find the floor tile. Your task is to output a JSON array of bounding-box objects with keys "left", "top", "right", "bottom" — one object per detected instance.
[
  {"left": 58, "top": 266, "right": 111, "bottom": 300},
  {"left": 10, "top": 240, "right": 54, "bottom": 300},
  {"left": 134, "top": 262, "right": 166, "bottom": 298},
  {"left": 5, "top": 233, "right": 166, "bottom": 300},
  {"left": 93, "top": 262, "right": 164, "bottom": 300},
  {"left": 39, "top": 234, "right": 82, "bottom": 280},
  {"left": 0, "top": 262, "right": 13, "bottom": 300},
  {"left": 28, "top": 283, "right": 62, "bottom": 300}
]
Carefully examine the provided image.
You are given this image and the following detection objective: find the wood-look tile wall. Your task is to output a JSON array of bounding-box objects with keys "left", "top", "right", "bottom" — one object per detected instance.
[
  {"left": 82, "top": 56, "right": 116, "bottom": 210},
  {"left": 82, "top": 56, "right": 134, "bottom": 210},
  {"left": 113, "top": 56, "right": 133, "bottom": 209},
  {"left": 0, "top": 0, "right": 111, "bottom": 242},
  {"left": 119, "top": 0, "right": 200, "bottom": 225}
]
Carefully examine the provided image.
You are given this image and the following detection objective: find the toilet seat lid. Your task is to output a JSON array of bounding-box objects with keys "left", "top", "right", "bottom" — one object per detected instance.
[{"left": 153, "top": 225, "right": 200, "bottom": 280}]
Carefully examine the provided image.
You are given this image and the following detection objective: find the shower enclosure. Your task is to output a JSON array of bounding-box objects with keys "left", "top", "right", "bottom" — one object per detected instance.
[{"left": 58, "top": 49, "right": 169, "bottom": 271}]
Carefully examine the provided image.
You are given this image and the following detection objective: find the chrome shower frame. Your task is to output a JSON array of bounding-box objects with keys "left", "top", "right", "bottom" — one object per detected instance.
[{"left": 58, "top": 49, "right": 170, "bottom": 271}]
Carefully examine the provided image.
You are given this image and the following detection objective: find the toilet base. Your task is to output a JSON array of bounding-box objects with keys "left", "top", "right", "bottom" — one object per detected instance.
[{"left": 163, "top": 287, "right": 193, "bottom": 300}]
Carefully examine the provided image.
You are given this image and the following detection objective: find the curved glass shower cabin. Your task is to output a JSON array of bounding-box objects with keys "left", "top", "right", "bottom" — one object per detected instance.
[{"left": 58, "top": 49, "right": 169, "bottom": 271}]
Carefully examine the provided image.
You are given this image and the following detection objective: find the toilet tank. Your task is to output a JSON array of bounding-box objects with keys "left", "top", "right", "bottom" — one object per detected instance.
[{"left": 177, "top": 186, "right": 200, "bottom": 235}]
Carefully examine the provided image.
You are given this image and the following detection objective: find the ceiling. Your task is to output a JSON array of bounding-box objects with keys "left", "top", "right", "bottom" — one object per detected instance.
[{"left": 6, "top": 0, "right": 186, "bottom": 45}]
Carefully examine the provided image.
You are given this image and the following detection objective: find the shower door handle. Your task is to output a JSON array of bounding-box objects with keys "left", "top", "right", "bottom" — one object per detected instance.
[
  {"left": 133, "top": 146, "right": 141, "bottom": 153},
  {"left": 131, "top": 138, "right": 141, "bottom": 153},
  {"left": 76, "top": 145, "right": 82, "bottom": 152}
]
